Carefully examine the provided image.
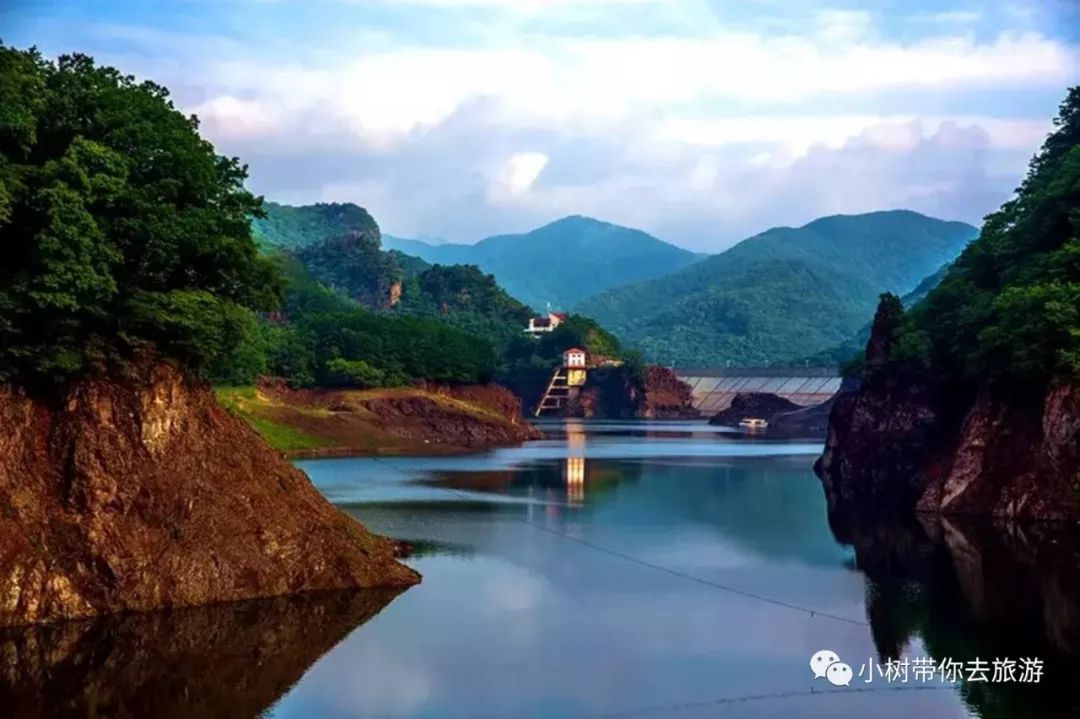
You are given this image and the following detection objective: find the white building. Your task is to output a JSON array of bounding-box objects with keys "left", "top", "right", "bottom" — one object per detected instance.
[{"left": 563, "top": 347, "right": 587, "bottom": 368}]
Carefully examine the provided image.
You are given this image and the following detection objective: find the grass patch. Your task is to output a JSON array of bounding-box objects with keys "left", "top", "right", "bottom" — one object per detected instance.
[{"left": 214, "top": 386, "right": 331, "bottom": 452}]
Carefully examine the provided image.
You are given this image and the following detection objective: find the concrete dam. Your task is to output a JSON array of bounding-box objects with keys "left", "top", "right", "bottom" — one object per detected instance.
[{"left": 673, "top": 367, "right": 843, "bottom": 416}]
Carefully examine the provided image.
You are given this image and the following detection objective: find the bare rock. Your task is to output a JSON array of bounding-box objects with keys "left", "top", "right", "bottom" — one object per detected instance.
[{"left": 0, "top": 362, "right": 419, "bottom": 628}]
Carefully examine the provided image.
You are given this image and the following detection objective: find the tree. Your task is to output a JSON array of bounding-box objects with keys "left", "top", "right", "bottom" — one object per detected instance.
[
  {"left": 896, "top": 87, "right": 1080, "bottom": 391},
  {"left": 0, "top": 44, "right": 283, "bottom": 386}
]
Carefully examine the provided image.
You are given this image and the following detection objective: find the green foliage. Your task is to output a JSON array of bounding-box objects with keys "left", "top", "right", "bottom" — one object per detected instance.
[
  {"left": 0, "top": 44, "right": 283, "bottom": 385},
  {"left": 396, "top": 263, "right": 534, "bottom": 352},
  {"left": 893, "top": 87, "right": 1080, "bottom": 390},
  {"left": 251, "top": 201, "right": 379, "bottom": 249},
  {"left": 288, "top": 311, "right": 496, "bottom": 387},
  {"left": 296, "top": 230, "right": 402, "bottom": 308},
  {"left": 284, "top": 216, "right": 534, "bottom": 354},
  {"left": 382, "top": 215, "right": 700, "bottom": 310},
  {"left": 214, "top": 387, "right": 330, "bottom": 452},
  {"left": 324, "top": 357, "right": 386, "bottom": 388},
  {"left": 242, "top": 253, "right": 499, "bottom": 388},
  {"left": 583, "top": 210, "right": 977, "bottom": 366}
]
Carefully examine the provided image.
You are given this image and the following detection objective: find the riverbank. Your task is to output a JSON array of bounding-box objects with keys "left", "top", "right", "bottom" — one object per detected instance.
[{"left": 216, "top": 381, "right": 541, "bottom": 457}]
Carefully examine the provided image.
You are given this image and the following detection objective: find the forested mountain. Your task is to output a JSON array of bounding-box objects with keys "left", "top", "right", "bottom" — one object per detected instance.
[
  {"left": 381, "top": 215, "right": 699, "bottom": 309},
  {"left": 818, "top": 87, "right": 1080, "bottom": 522},
  {"left": 580, "top": 211, "right": 978, "bottom": 366},
  {"left": 260, "top": 256, "right": 498, "bottom": 388},
  {"left": 250, "top": 200, "right": 534, "bottom": 359},
  {"left": 796, "top": 261, "right": 954, "bottom": 367},
  {"left": 252, "top": 202, "right": 378, "bottom": 249}
]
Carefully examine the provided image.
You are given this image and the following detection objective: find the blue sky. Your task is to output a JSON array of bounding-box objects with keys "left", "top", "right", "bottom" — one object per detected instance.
[{"left": 4, "top": 0, "right": 1078, "bottom": 249}]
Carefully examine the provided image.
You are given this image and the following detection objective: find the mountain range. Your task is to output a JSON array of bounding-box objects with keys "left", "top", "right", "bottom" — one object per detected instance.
[
  {"left": 380, "top": 216, "right": 700, "bottom": 310},
  {"left": 579, "top": 210, "right": 978, "bottom": 366},
  {"left": 255, "top": 202, "right": 979, "bottom": 367}
]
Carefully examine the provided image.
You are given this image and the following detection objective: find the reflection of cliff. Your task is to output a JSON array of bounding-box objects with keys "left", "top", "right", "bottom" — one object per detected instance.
[
  {"left": 0, "top": 589, "right": 401, "bottom": 719},
  {"left": 833, "top": 515, "right": 1080, "bottom": 718}
]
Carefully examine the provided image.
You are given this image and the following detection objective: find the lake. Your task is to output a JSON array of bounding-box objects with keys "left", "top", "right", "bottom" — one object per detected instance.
[{"left": 3, "top": 420, "right": 1077, "bottom": 718}]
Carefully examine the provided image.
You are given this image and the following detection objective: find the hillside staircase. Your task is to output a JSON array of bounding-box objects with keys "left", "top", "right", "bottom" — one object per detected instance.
[{"left": 535, "top": 367, "right": 572, "bottom": 417}]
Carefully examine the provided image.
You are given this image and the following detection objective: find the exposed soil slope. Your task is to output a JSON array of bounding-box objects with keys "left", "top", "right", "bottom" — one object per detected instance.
[{"left": 219, "top": 380, "right": 540, "bottom": 456}]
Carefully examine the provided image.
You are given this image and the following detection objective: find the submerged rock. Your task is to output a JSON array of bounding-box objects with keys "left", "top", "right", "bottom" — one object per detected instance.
[{"left": 0, "top": 362, "right": 419, "bottom": 628}]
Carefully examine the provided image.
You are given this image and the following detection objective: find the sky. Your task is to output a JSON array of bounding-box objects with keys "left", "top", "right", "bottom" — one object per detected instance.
[{"left": 4, "top": 0, "right": 1078, "bottom": 250}]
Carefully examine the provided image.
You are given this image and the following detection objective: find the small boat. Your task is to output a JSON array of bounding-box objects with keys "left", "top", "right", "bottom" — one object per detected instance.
[{"left": 737, "top": 418, "right": 769, "bottom": 432}]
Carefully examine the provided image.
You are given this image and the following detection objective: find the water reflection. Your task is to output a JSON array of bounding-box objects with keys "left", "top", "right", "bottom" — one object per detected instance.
[
  {"left": 832, "top": 514, "right": 1080, "bottom": 718},
  {"left": 0, "top": 589, "right": 401, "bottom": 719}
]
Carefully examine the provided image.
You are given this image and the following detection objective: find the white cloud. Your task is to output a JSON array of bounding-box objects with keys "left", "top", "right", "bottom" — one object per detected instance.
[
  {"left": 491, "top": 151, "right": 550, "bottom": 199},
  {"left": 181, "top": 29, "right": 1075, "bottom": 149},
  {"left": 61, "top": 2, "right": 1074, "bottom": 249}
]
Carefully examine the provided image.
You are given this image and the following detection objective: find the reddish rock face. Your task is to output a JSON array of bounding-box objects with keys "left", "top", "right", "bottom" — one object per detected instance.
[
  {"left": 0, "top": 363, "right": 419, "bottom": 628},
  {"left": 642, "top": 367, "right": 699, "bottom": 419},
  {"left": 818, "top": 372, "right": 1080, "bottom": 521},
  {"left": 561, "top": 366, "right": 698, "bottom": 419}
]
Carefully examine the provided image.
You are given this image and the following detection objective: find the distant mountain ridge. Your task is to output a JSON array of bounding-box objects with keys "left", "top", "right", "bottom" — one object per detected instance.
[
  {"left": 381, "top": 215, "right": 700, "bottom": 310},
  {"left": 580, "top": 210, "right": 978, "bottom": 366}
]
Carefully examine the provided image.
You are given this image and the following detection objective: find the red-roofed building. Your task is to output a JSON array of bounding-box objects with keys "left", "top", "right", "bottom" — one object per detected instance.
[
  {"left": 563, "top": 347, "right": 587, "bottom": 368},
  {"left": 524, "top": 311, "right": 568, "bottom": 336}
]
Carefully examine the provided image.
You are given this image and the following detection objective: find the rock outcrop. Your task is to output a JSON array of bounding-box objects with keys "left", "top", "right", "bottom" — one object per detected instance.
[
  {"left": 641, "top": 367, "right": 699, "bottom": 419},
  {"left": 0, "top": 362, "right": 419, "bottom": 628},
  {"left": 817, "top": 304, "right": 1080, "bottom": 520},
  {"left": 707, "top": 392, "right": 800, "bottom": 426},
  {"left": 562, "top": 366, "right": 698, "bottom": 419}
]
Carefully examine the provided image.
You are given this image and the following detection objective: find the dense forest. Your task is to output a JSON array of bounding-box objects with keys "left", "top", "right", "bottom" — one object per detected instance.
[
  {"left": 871, "top": 88, "right": 1080, "bottom": 394},
  {"left": 582, "top": 210, "right": 977, "bottom": 366},
  {"left": 794, "top": 261, "right": 953, "bottom": 368},
  {"left": 0, "top": 45, "right": 282, "bottom": 387},
  {"left": 0, "top": 45, "right": 500, "bottom": 392}
]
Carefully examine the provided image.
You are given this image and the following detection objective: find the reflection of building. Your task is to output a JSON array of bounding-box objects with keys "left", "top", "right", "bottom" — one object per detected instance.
[
  {"left": 565, "top": 456, "right": 585, "bottom": 504},
  {"left": 524, "top": 311, "right": 568, "bottom": 336},
  {"left": 564, "top": 420, "right": 586, "bottom": 504}
]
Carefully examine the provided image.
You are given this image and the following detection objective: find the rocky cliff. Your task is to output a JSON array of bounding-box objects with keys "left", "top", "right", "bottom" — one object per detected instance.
[
  {"left": 0, "top": 362, "right": 419, "bottom": 627},
  {"left": 817, "top": 305, "right": 1080, "bottom": 521}
]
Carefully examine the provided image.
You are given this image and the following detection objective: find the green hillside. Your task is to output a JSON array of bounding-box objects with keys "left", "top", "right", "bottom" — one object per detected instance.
[
  {"left": 381, "top": 215, "right": 699, "bottom": 310},
  {"left": 795, "top": 261, "right": 954, "bottom": 367},
  {"left": 889, "top": 88, "right": 1080, "bottom": 392},
  {"left": 252, "top": 202, "right": 378, "bottom": 249},
  {"left": 580, "top": 210, "right": 978, "bottom": 366},
  {"left": 258, "top": 204, "right": 534, "bottom": 353}
]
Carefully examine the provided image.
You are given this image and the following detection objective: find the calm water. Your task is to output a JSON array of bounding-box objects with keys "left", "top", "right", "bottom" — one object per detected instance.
[{"left": 3, "top": 420, "right": 1077, "bottom": 717}]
